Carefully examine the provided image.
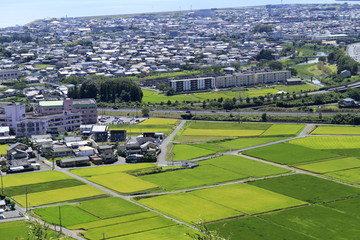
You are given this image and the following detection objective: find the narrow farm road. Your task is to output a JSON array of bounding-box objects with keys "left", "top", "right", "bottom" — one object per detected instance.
[{"left": 157, "top": 119, "right": 186, "bottom": 164}]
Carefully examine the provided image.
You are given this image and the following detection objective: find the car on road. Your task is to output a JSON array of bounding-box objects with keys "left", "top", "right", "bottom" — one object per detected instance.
[{"left": 112, "top": 106, "right": 119, "bottom": 109}]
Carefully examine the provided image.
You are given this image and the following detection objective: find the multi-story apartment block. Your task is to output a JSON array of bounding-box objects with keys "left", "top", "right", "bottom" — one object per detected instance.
[
  {"left": 170, "top": 77, "right": 216, "bottom": 92},
  {"left": 0, "top": 69, "right": 20, "bottom": 81},
  {"left": 216, "top": 70, "right": 291, "bottom": 89}
]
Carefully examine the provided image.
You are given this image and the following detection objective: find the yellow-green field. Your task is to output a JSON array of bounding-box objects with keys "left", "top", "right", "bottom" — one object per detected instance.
[
  {"left": 87, "top": 172, "right": 159, "bottom": 194},
  {"left": 290, "top": 136, "right": 360, "bottom": 149},
  {"left": 13, "top": 185, "right": 107, "bottom": 207},
  {"left": 70, "top": 163, "right": 157, "bottom": 177},
  {"left": 137, "top": 184, "right": 305, "bottom": 223},
  {"left": 2, "top": 171, "right": 72, "bottom": 188},
  {"left": 182, "top": 129, "right": 265, "bottom": 137},
  {"left": 138, "top": 118, "right": 179, "bottom": 125},
  {"left": 311, "top": 125, "right": 360, "bottom": 135},
  {"left": 261, "top": 124, "right": 305, "bottom": 136},
  {"left": 296, "top": 157, "right": 360, "bottom": 174},
  {"left": 0, "top": 144, "right": 9, "bottom": 155}
]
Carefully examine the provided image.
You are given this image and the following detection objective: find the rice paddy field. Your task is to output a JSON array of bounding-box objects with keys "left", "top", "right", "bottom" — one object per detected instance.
[
  {"left": 33, "top": 197, "right": 195, "bottom": 240},
  {"left": 248, "top": 174, "right": 360, "bottom": 203},
  {"left": 0, "top": 221, "right": 73, "bottom": 240},
  {"left": 108, "top": 117, "right": 179, "bottom": 135},
  {"left": 136, "top": 184, "right": 305, "bottom": 224},
  {"left": 3, "top": 171, "right": 108, "bottom": 207},
  {"left": 140, "top": 155, "right": 290, "bottom": 191},
  {"left": 243, "top": 142, "right": 339, "bottom": 165},
  {"left": 208, "top": 204, "right": 360, "bottom": 240},
  {"left": 311, "top": 125, "right": 360, "bottom": 135}
]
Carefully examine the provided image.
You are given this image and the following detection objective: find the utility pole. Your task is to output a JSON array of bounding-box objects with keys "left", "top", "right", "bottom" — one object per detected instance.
[
  {"left": 0, "top": 170, "right": 4, "bottom": 195},
  {"left": 25, "top": 187, "right": 28, "bottom": 212},
  {"left": 59, "top": 206, "right": 62, "bottom": 234}
]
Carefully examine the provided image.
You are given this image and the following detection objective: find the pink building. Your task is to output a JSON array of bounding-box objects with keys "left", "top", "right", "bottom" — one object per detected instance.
[
  {"left": 0, "top": 98, "right": 97, "bottom": 137},
  {"left": 35, "top": 98, "right": 97, "bottom": 124}
]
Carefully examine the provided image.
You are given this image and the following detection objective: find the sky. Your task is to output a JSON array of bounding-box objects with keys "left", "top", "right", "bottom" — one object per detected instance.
[{"left": 0, "top": 0, "right": 344, "bottom": 28}]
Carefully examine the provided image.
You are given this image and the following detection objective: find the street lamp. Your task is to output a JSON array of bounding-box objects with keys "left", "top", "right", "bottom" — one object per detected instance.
[{"left": 0, "top": 170, "right": 4, "bottom": 195}]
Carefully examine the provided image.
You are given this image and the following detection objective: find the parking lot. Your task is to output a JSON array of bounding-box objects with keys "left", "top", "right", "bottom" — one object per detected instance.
[{"left": 98, "top": 115, "right": 147, "bottom": 125}]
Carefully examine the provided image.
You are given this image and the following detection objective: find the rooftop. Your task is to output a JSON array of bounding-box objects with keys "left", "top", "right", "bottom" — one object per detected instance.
[{"left": 38, "top": 100, "right": 63, "bottom": 107}]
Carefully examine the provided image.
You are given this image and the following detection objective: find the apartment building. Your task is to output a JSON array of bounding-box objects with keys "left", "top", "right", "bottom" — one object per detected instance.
[
  {"left": 170, "top": 77, "right": 216, "bottom": 92},
  {"left": 0, "top": 69, "right": 20, "bottom": 81},
  {"left": 216, "top": 70, "right": 291, "bottom": 88}
]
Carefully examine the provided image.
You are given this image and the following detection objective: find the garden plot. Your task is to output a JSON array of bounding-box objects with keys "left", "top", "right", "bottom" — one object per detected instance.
[
  {"left": 311, "top": 125, "right": 360, "bottom": 135},
  {"left": 296, "top": 157, "right": 360, "bottom": 173},
  {"left": 87, "top": 172, "right": 159, "bottom": 194},
  {"left": 243, "top": 142, "right": 338, "bottom": 165},
  {"left": 249, "top": 174, "right": 360, "bottom": 203}
]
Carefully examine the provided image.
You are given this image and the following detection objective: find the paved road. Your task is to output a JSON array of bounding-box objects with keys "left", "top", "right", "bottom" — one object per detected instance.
[
  {"left": 157, "top": 120, "right": 186, "bottom": 164},
  {"left": 101, "top": 107, "right": 351, "bottom": 117}
]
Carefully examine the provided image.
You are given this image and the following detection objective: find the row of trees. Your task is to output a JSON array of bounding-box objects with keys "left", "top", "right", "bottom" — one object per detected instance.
[
  {"left": 328, "top": 49, "right": 358, "bottom": 75},
  {"left": 66, "top": 76, "right": 143, "bottom": 103}
]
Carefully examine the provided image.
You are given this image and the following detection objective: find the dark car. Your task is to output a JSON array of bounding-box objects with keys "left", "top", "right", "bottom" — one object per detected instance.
[{"left": 112, "top": 106, "right": 119, "bottom": 109}]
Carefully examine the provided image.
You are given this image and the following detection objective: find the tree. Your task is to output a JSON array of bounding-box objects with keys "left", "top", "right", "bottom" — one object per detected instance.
[
  {"left": 222, "top": 98, "right": 234, "bottom": 110},
  {"left": 27, "top": 221, "right": 53, "bottom": 240},
  {"left": 186, "top": 220, "right": 227, "bottom": 240},
  {"left": 269, "top": 61, "right": 283, "bottom": 71},
  {"left": 256, "top": 49, "right": 275, "bottom": 61},
  {"left": 261, "top": 113, "right": 267, "bottom": 122},
  {"left": 253, "top": 24, "right": 273, "bottom": 33},
  {"left": 141, "top": 107, "right": 150, "bottom": 117}
]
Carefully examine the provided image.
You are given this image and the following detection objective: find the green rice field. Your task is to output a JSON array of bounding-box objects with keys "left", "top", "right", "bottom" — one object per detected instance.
[
  {"left": 296, "top": 157, "right": 360, "bottom": 173},
  {"left": 243, "top": 142, "right": 339, "bottom": 165},
  {"left": 137, "top": 184, "right": 304, "bottom": 223},
  {"left": 141, "top": 155, "right": 289, "bottom": 191},
  {"left": 77, "top": 197, "right": 147, "bottom": 219},
  {"left": 259, "top": 205, "right": 360, "bottom": 240},
  {"left": 34, "top": 205, "right": 99, "bottom": 227},
  {"left": 324, "top": 168, "right": 360, "bottom": 185},
  {"left": 311, "top": 125, "right": 360, "bottom": 135},
  {"left": 171, "top": 144, "right": 217, "bottom": 160},
  {"left": 0, "top": 221, "right": 73, "bottom": 240},
  {"left": 190, "top": 184, "right": 306, "bottom": 215},
  {"left": 137, "top": 193, "right": 243, "bottom": 223},
  {"left": 87, "top": 172, "right": 159, "bottom": 194},
  {"left": 249, "top": 174, "right": 360, "bottom": 203},
  {"left": 82, "top": 216, "right": 177, "bottom": 240}
]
